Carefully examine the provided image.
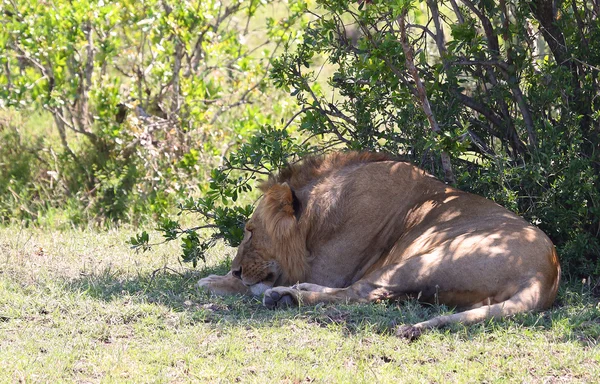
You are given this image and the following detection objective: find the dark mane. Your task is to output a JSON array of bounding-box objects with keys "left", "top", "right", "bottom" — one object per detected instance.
[{"left": 260, "top": 151, "right": 394, "bottom": 192}]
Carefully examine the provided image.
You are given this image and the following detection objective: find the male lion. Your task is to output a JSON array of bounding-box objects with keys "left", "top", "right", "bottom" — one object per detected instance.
[{"left": 198, "top": 152, "right": 560, "bottom": 337}]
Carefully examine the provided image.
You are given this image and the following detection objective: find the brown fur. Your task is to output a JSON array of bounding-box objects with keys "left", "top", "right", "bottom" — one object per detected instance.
[
  {"left": 260, "top": 151, "right": 392, "bottom": 193},
  {"left": 197, "top": 151, "right": 561, "bottom": 337}
]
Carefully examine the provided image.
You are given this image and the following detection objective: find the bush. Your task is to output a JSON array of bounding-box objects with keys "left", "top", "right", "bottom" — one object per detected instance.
[
  {"left": 0, "top": 0, "right": 299, "bottom": 225},
  {"left": 142, "top": 0, "right": 599, "bottom": 277}
]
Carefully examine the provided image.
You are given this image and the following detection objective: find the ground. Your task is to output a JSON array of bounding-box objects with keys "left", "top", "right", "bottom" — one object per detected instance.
[{"left": 0, "top": 226, "right": 598, "bottom": 383}]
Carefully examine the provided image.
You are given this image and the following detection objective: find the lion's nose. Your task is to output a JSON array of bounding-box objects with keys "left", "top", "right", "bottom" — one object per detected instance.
[{"left": 232, "top": 267, "right": 242, "bottom": 280}]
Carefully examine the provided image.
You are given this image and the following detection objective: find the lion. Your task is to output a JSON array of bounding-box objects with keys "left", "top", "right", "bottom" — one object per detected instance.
[{"left": 198, "top": 152, "right": 560, "bottom": 338}]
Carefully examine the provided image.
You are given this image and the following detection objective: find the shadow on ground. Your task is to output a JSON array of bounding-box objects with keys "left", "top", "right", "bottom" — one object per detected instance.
[
  {"left": 65, "top": 260, "right": 232, "bottom": 309},
  {"left": 62, "top": 262, "right": 600, "bottom": 343}
]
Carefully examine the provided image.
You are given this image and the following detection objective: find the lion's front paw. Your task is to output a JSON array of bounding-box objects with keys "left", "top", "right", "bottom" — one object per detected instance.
[
  {"left": 292, "top": 282, "right": 330, "bottom": 292},
  {"left": 197, "top": 273, "right": 250, "bottom": 296},
  {"left": 197, "top": 274, "right": 221, "bottom": 291},
  {"left": 263, "top": 287, "right": 297, "bottom": 309}
]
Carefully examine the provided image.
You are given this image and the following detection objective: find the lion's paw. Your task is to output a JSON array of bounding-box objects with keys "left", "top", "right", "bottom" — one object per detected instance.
[
  {"left": 197, "top": 273, "right": 249, "bottom": 296},
  {"left": 263, "top": 288, "right": 296, "bottom": 309},
  {"left": 395, "top": 324, "right": 423, "bottom": 341},
  {"left": 196, "top": 274, "right": 222, "bottom": 291},
  {"left": 291, "top": 282, "right": 329, "bottom": 292}
]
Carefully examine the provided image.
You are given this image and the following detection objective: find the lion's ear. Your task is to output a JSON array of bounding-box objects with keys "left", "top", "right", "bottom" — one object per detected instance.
[
  {"left": 264, "top": 182, "right": 300, "bottom": 238},
  {"left": 265, "top": 182, "right": 295, "bottom": 215}
]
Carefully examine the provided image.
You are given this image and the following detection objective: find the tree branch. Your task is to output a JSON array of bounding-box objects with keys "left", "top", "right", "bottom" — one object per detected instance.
[
  {"left": 460, "top": 0, "right": 500, "bottom": 57},
  {"left": 449, "top": 0, "right": 465, "bottom": 24},
  {"left": 76, "top": 20, "right": 95, "bottom": 135},
  {"left": 426, "top": 0, "right": 447, "bottom": 57},
  {"left": 398, "top": 11, "right": 455, "bottom": 184}
]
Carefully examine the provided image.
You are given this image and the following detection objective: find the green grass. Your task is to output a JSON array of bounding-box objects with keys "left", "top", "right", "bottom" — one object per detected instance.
[{"left": 0, "top": 226, "right": 599, "bottom": 383}]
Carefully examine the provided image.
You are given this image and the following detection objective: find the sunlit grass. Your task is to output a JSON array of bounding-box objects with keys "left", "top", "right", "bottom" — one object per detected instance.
[
  {"left": 0, "top": 109, "right": 64, "bottom": 149},
  {"left": 0, "top": 226, "right": 598, "bottom": 382}
]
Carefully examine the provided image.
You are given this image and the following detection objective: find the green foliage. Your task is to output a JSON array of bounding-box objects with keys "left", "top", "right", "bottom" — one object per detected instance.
[
  {"left": 2, "top": 0, "right": 598, "bottom": 276},
  {"left": 129, "top": 230, "right": 151, "bottom": 252},
  {"left": 1, "top": 0, "right": 297, "bottom": 225},
  {"left": 131, "top": 123, "right": 312, "bottom": 263},
  {"left": 0, "top": 115, "right": 49, "bottom": 223}
]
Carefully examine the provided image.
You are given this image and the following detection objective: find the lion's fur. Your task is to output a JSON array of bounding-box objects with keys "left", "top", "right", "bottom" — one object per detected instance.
[
  {"left": 198, "top": 151, "right": 561, "bottom": 334},
  {"left": 256, "top": 152, "right": 394, "bottom": 283},
  {"left": 260, "top": 151, "right": 392, "bottom": 193},
  {"left": 256, "top": 182, "right": 308, "bottom": 283}
]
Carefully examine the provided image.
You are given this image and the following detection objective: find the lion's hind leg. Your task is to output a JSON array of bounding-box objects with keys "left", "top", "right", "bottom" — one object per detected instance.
[{"left": 396, "top": 278, "right": 552, "bottom": 339}]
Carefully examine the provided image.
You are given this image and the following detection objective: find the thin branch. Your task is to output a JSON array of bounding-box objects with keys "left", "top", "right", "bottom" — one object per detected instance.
[
  {"left": 398, "top": 11, "right": 455, "bottom": 184},
  {"left": 449, "top": 0, "right": 465, "bottom": 24},
  {"left": 47, "top": 106, "right": 98, "bottom": 142},
  {"left": 287, "top": 62, "right": 353, "bottom": 146},
  {"left": 50, "top": 111, "right": 78, "bottom": 163},
  {"left": 460, "top": 0, "right": 500, "bottom": 56},
  {"left": 150, "top": 266, "right": 185, "bottom": 278},
  {"left": 283, "top": 107, "right": 315, "bottom": 131},
  {"left": 465, "top": 126, "right": 496, "bottom": 158},
  {"left": 406, "top": 23, "right": 437, "bottom": 41},
  {"left": 568, "top": 57, "right": 600, "bottom": 72},
  {"left": 171, "top": 41, "right": 183, "bottom": 117},
  {"left": 185, "top": 224, "right": 220, "bottom": 232},
  {"left": 222, "top": 156, "right": 271, "bottom": 176},
  {"left": 426, "top": 0, "right": 447, "bottom": 56},
  {"left": 499, "top": 0, "right": 537, "bottom": 149},
  {"left": 76, "top": 20, "right": 95, "bottom": 134},
  {"left": 353, "top": 14, "right": 416, "bottom": 94}
]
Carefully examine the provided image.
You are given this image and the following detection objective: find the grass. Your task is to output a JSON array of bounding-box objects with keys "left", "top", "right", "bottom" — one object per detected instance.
[{"left": 0, "top": 226, "right": 599, "bottom": 383}]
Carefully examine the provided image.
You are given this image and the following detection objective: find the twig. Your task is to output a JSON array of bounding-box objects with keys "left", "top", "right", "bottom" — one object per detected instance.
[
  {"left": 151, "top": 266, "right": 185, "bottom": 279},
  {"left": 449, "top": 0, "right": 465, "bottom": 24},
  {"left": 283, "top": 107, "right": 315, "bottom": 131},
  {"left": 499, "top": 0, "right": 537, "bottom": 149},
  {"left": 170, "top": 41, "right": 183, "bottom": 117},
  {"left": 398, "top": 11, "right": 455, "bottom": 184},
  {"left": 426, "top": 0, "right": 447, "bottom": 56}
]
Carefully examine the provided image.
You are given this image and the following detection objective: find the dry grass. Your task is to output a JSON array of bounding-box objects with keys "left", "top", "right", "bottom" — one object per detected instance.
[{"left": 1, "top": 226, "right": 599, "bottom": 383}]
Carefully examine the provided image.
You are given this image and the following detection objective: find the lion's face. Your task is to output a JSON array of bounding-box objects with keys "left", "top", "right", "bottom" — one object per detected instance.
[
  {"left": 230, "top": 207, "right": 284, "bottom": 295},
  {"left": 230, "top": 182, "right": 306, "bottom": 295}
]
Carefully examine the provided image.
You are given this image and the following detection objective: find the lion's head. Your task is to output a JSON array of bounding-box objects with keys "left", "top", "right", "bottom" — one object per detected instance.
[
  {"left": 229, "top": 152, "right": 393, "bottom": 295},
  {"left": 230, "top": 182, "right": 307, "bottom": 295}
]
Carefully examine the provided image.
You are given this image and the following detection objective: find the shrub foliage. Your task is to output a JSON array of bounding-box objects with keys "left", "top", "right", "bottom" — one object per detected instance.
[
  {"left": 1, "top": 0, "right": 297, "bottom": 224},
  {"left": 139, "top": 0, "right": 599, "bottom": 277},
  {"left": 1, "top": 0, "right": 598, "bottom": 276}
]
